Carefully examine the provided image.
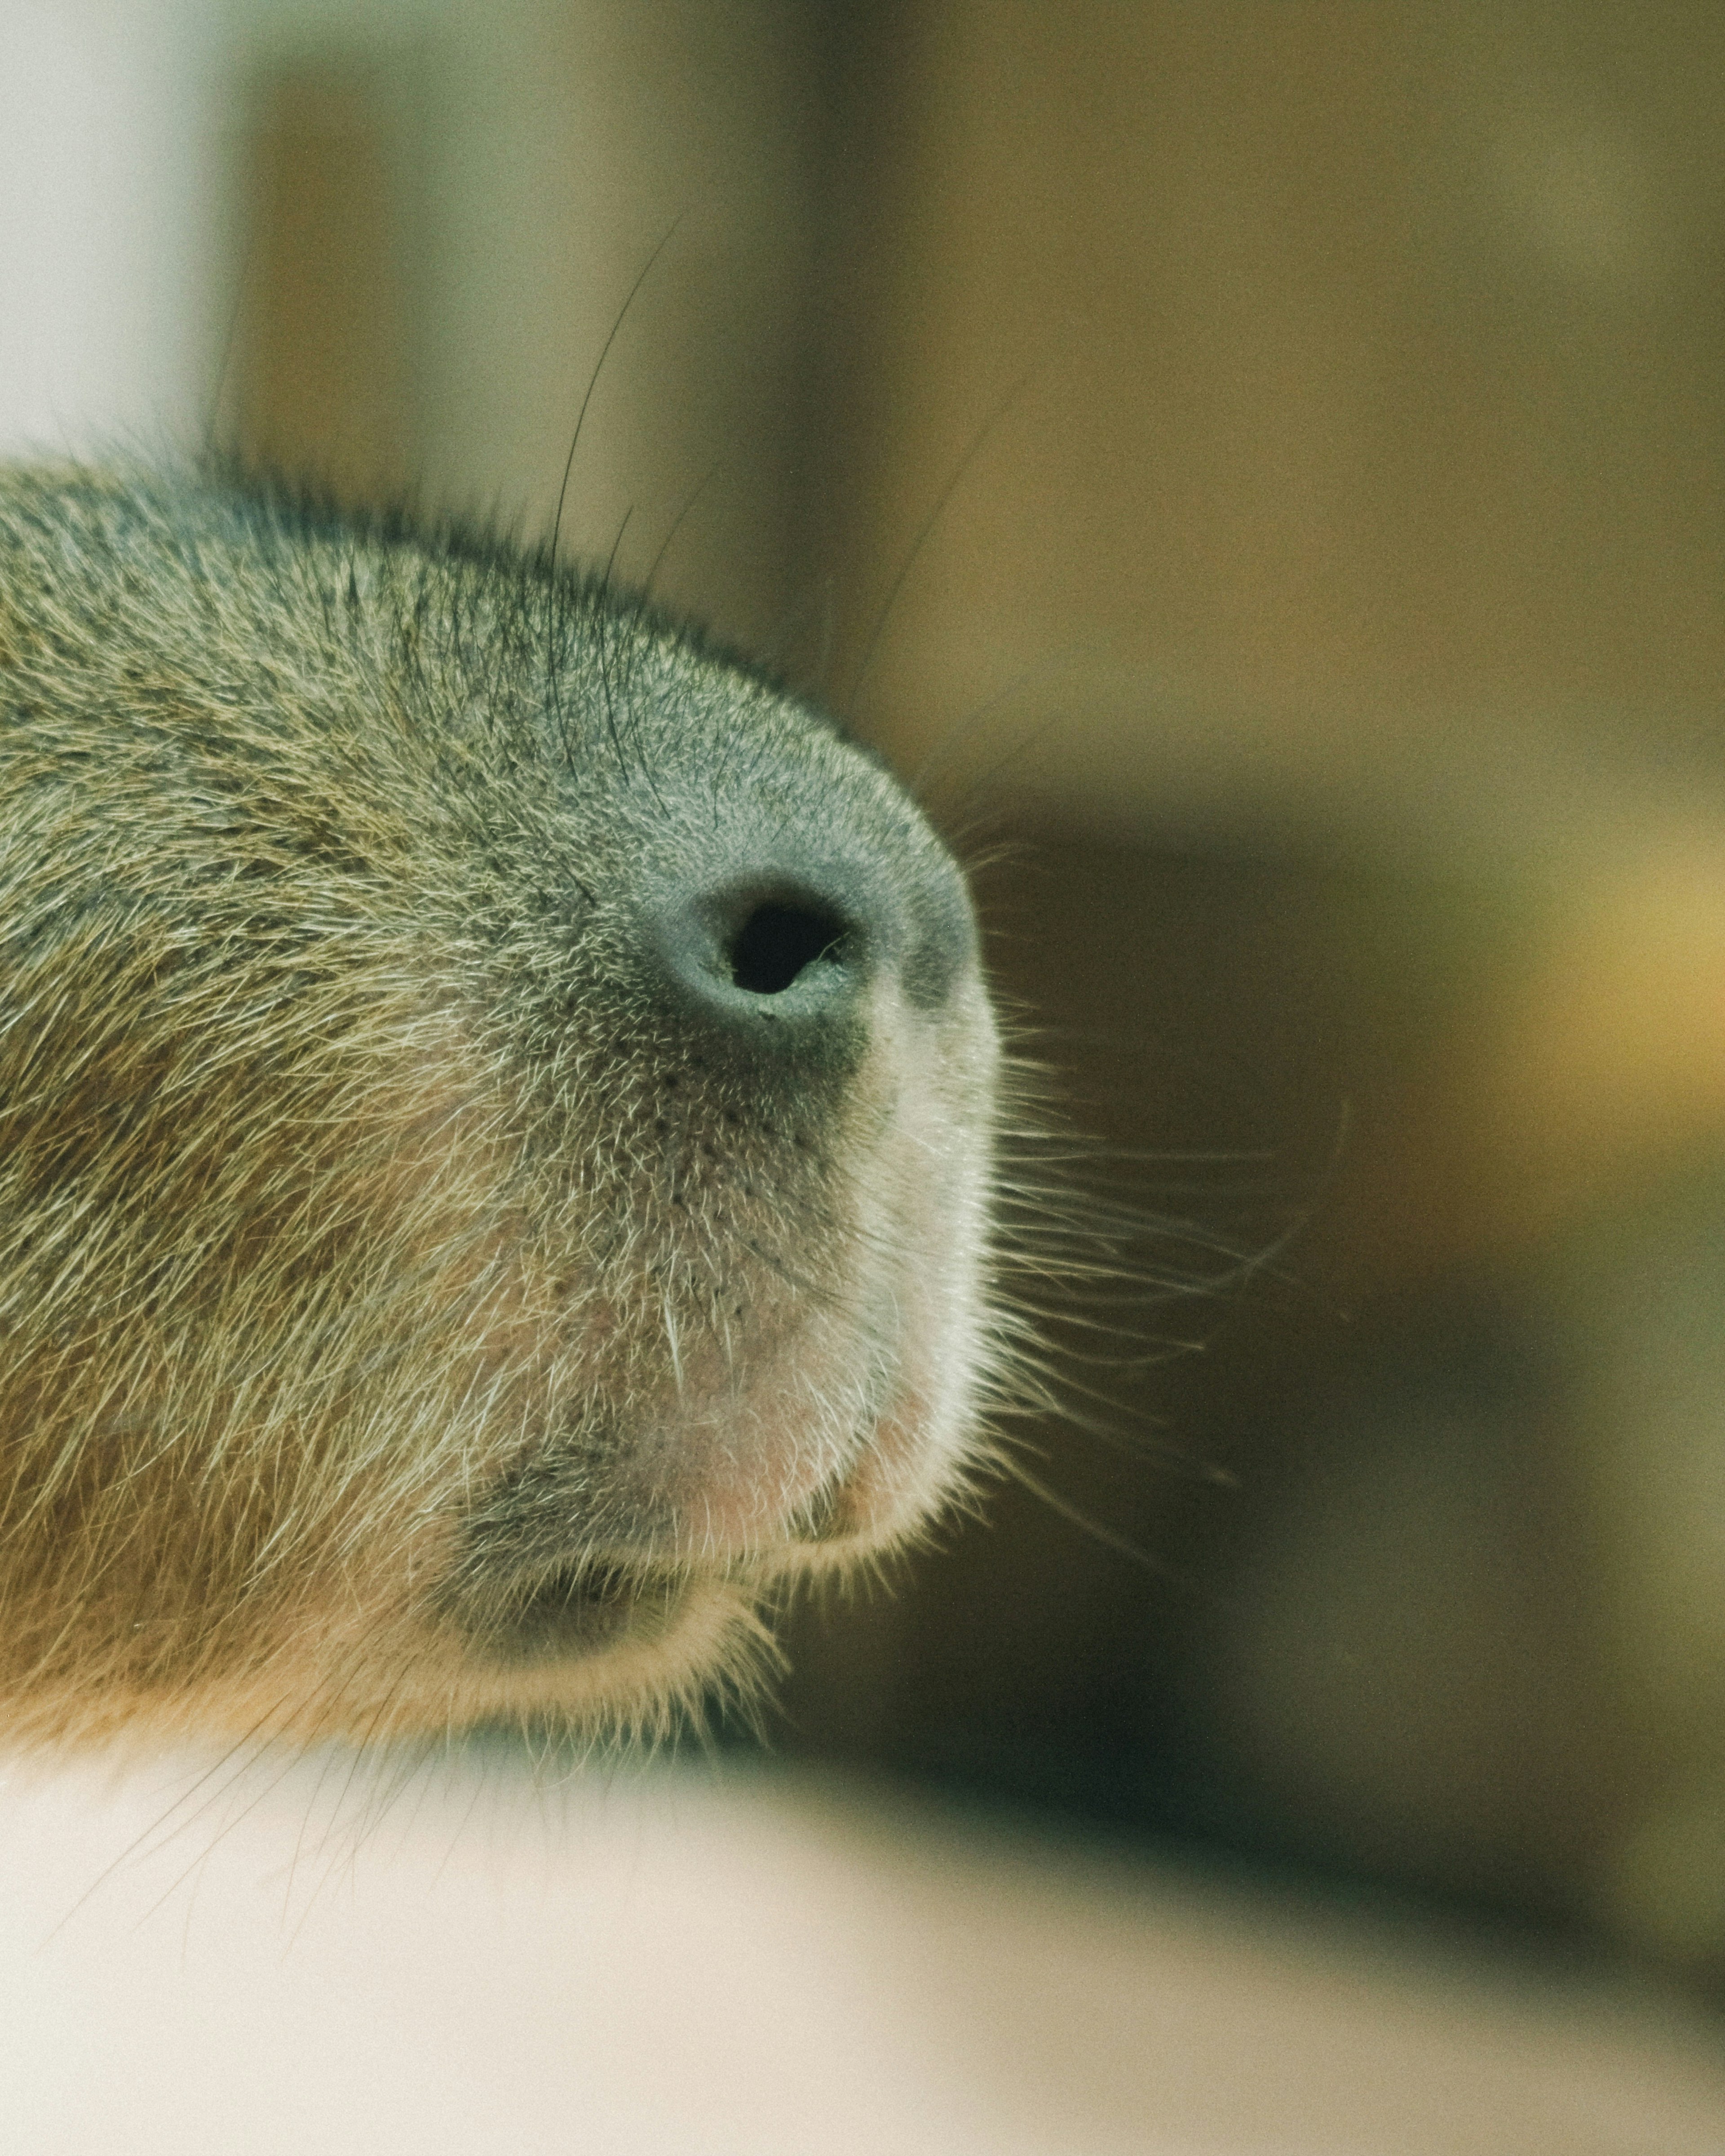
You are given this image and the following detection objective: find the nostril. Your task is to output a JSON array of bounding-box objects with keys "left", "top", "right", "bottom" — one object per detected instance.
[{"left": 725, "top": 900, "right": 849, "bottom": 996}]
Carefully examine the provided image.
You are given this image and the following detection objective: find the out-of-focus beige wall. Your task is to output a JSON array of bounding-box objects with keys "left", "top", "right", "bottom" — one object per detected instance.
[{"left": 814, "top": 0, "right": 1725, "bottom": 847}]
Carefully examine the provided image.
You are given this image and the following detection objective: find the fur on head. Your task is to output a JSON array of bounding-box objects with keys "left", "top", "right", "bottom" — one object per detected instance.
[{"left": 0, "top": 462, "right": 1002, "bottom": 1750}]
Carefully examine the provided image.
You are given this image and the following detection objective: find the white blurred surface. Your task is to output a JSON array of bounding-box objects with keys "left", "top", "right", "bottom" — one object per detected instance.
[{"left": 0, "top": 1749, "right": 1719, "bottom": 2155}]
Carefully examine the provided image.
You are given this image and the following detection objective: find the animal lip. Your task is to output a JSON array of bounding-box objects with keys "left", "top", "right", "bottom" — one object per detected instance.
[{"left": 465, "top": 1558, "right": 690, "bottom": 1666}]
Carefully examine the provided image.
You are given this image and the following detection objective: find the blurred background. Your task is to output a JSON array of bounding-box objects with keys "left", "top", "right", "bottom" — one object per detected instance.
[{"left": 4, "top": 0, "right": 1723, "bottom": 2004}]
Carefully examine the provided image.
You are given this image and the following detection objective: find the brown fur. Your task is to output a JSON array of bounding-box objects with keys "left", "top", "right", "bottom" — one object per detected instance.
[{"left": 0, "top": 461, "right": 1002, "bottom": 1750}]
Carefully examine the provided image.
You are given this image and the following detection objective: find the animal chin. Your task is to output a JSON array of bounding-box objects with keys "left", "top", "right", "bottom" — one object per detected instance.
[{"left": 443, "top": 1315, "right": 964, "bottom": 1680}]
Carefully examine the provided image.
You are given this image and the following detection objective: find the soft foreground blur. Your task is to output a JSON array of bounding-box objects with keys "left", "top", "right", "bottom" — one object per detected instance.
[{"left": 1, "top": 1750, "right": 1721, "bottom": 2156}]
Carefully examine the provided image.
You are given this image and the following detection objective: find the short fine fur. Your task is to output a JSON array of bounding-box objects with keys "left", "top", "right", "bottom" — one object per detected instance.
[{"left": 0, "top": 462, "right": 1002, "bottom": 1750}]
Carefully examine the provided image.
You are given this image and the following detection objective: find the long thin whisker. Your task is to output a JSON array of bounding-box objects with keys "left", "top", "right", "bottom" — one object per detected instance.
[
  {"left": 548, "top": 212, "right": 686, "bottom": 579},
  {"left": 1001, "top": 1454, "right": 1193, "bottom": 1585},
  {"left": 643, "top": 458, "right": 722, "bottom": 600},
  {"left": 845, "top": 366, "right": 1038, "bottom": 718}
]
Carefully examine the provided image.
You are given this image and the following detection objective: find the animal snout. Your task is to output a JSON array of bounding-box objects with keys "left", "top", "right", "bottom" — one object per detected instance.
[{"left": 0, "top": 458, "right": 1002, "bottom": 1745}]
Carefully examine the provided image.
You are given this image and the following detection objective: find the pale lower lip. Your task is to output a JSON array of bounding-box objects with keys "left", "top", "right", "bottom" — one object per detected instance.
[{"left": 458, "top": 1560, "right": 690, "bottom": 1667}]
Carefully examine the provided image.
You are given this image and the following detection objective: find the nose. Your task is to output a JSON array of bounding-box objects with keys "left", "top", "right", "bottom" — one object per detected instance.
[
  {"left": 652, "top": 873, "right": 874, "bottom": 1052},
  {"left": 691, "top": 879, "right": 858, "bottom": 1015},
  {"left": 648, "top": 843, "right": 973, "bottom": 1051}
]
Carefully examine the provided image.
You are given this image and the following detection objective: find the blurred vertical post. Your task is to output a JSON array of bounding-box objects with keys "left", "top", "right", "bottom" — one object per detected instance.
[
  {"left": 0, "top": 0, "right": 225, "bottom": 457},
  {"left": 223, "top": 56, "right": 414, "bottom": 504},
  {"left": 406, "top": 0, "right": 822, "bottom": 651}
]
